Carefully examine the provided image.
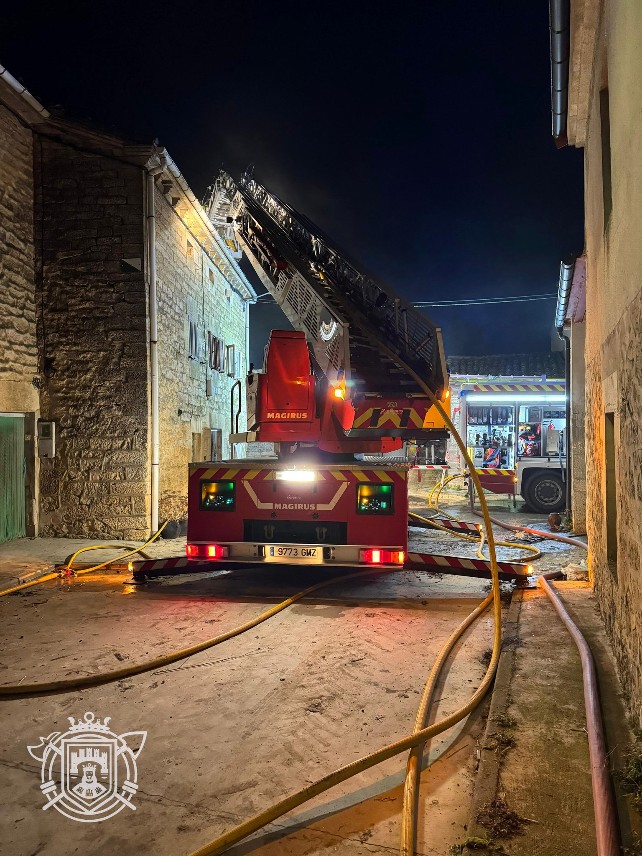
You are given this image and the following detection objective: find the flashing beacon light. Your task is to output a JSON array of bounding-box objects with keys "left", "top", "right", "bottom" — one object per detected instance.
[{"left": 332, "top": 385, "right": 345, "bottom": 400}]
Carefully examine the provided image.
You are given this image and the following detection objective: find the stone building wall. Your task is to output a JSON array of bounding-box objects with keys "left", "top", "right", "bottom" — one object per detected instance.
[
  {"left": 0, "top": 88, "right": 41, "bottom": 537},
  {"left": 0, "top": 100, "right": 39, "bottom": 415},
  {"left": 35, "top": 135, "right": 150, "bottom": 538},
  {"left": 154, "top": 184, "right": 249, "bottom": 520},
  {"left": 578, "top": 1, "right": 642, "bottom": 719}
]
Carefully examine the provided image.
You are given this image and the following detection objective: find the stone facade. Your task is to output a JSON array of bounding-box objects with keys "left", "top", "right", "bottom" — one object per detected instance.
[
  {"left": 0, "top": 77, "right": 43, "bottom": 537},
  {"left": 0, "top": 100, "right": 38, "bottom": 413},
  {"left": 567, "top": 0, "right": 642, "bottom": 718},
  {"left": 32, "top": 134, "right": 254, "bottom": 538},
  {"left": 34, "top": 131, "right": 150, "bottom": 538},
  {"left": 154, "top": 181, "right": 251, "bottom": 522},
  {"left": 0, "top": 67, "right": 254, "bottom": 541}
]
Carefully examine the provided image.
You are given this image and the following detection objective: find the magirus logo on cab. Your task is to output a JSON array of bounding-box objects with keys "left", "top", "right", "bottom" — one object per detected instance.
[{"left": 27, "top": 711, "right": 146, "bottom": 822}]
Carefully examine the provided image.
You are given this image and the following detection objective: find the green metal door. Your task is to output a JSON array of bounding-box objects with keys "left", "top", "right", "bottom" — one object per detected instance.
[{"left": 0, "top": 416, "right": 26, "bottom": 543}]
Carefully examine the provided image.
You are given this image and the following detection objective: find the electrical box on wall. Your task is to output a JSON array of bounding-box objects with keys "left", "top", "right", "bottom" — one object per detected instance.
[{"left": 38, "top": 421, "right": 56, "bottom": 458}]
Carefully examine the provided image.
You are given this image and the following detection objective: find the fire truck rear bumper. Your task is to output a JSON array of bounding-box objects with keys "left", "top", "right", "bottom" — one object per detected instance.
[{"left": 186, "top": 542, "right": 406, "bottom": 568}]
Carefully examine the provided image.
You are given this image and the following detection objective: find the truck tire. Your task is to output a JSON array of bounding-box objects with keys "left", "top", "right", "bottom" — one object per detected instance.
[{"left": 524, "top": 472, "right": 565, "bottom": 514}]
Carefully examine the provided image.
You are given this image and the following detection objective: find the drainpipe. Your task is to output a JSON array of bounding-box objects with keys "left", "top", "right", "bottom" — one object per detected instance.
[
  {"left": 0, "top": 64, "right": 50, "bottom": 117},
  {"left": 145, "top": 152, "right": 167, "bottom": 534},
  {"left": 556, "top": 258, "right": 575, "bottom": 516},
  {"left": 549, "top": 0, "right": 570, "bottom": 146}
]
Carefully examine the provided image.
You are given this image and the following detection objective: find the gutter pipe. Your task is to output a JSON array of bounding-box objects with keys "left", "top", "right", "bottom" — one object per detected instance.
[
  {"left": 162, "top": 153, "right": 256, "bottom": 303},
  {"left": 549, "top": 0, "right": 570, "bottom": 146},
  {"left": 557, "top": 258, "right": 575, "bottom": 516},
  {"left": 144, "top": 148, "right": 256, "bottom": 520},
  {"left": 146, "top": 152, "right": 168, "bottom": 534},
  {"left": 538, "top": 573, "right": 620, "bottom": 856},
  {"left": 0, "top": 65, "right": 50, "bottom": 117}
]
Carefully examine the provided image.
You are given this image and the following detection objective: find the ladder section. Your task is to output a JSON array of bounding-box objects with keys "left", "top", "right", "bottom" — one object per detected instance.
[{"left": 208, "top": 171, "right": 447, "bottom": 399}]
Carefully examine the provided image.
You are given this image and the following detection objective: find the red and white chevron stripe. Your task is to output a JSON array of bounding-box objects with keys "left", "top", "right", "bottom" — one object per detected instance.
[
  {"left": 405, "top": 550, "right": 529, "bottom": 579},
  {"left": 130, "top": 557, "right": 191, "bottom": 574},
  {"left": 432, "top": 518, "right": 482, "bottom": 533}
]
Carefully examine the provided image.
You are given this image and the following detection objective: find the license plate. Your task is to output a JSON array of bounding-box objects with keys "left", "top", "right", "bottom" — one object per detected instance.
[{"left": 264, "top": 545, "right": 324, "bottom": 564}]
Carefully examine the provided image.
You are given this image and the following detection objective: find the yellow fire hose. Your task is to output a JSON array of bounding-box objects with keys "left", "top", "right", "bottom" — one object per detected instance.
[
  {"left": 0, "top": 352, "right": 508, "bottom": 854},
  {"left": 427, "top": 471, "right": 464, "bottom": 508},
  {"left": 0, "top": 521, "right": 170, "bottom": 598},
  {"left": 0, "top": 568, "right": 395, "bottom": 699},
  {"left": 400, "top": 590, "right": 494, "bottom": 855},
  {"left": 184, "top": 353, "right": 505, "bottom": 856},
  {"left": 408, "top": 509, "right": 542, "bottom": 563}
]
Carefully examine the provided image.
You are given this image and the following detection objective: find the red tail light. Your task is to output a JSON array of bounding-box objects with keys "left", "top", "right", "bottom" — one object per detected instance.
[
  {"left": 206, "top": 544, "right": 228, "bottom": 559},
  {"left": 186, "top": 544, "right": 229, "bottom": 560},
  {"left": 360, "top": 549, "right": 405, "bottom": 565}
]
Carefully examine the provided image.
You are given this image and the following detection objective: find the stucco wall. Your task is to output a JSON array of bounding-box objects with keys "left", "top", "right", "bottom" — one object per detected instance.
[
  {"left": 0, "top": 101, "right": 39, "bottom": 414},
  {"left": 154, "top": 186, "right": 248, "bottom": 521},
  {"left": 35, "top": 138, "right": 149, "bottom": 538},
  {"left": 581, "top": 0, "right": 642, "bottom": 718}
]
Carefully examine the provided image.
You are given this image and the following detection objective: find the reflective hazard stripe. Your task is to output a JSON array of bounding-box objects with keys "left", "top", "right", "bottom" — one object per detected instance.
[
  {"left": 432, "top": 518, "right": 481, "bottom": 533},
  {"left": 405, "top": 551, "right": 528, "bottom": 576},
  {"left": 130, "top": 557, "right": 191, "bottom": 573},
  {"left": 472, "top": 383, "right": 564, "bottom": 393}
]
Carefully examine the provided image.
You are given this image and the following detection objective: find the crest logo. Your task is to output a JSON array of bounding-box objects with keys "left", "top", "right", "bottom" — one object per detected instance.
[{"left": 28, "top": 711, "right": 146, "bottom": 823}]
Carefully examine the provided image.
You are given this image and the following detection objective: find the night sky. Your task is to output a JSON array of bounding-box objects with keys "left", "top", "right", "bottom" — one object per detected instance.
[{"left": 3, "top": 2, "right": 584, "bottom": 361}]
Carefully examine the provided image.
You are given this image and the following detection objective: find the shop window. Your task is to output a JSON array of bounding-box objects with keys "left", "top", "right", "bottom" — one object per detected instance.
[{"left": 605, "top": 412, "right": 618, "bottom": 577}]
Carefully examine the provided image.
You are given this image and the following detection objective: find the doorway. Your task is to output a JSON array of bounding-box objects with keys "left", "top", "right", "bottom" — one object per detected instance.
[{"left": 0, "top": 415, "right": 26, "bottom": 543}]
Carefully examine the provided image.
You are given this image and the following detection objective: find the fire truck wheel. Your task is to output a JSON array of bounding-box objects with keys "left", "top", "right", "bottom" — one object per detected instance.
[{"left": 524, "top": 472, "right": 565, "bottom": 514}]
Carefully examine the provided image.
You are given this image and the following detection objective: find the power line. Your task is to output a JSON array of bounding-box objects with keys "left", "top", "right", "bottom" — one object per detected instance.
[
  {"left": 414, "top": 294, "right": 557, "bottom": 308},
  {"left": 254, "top": 292, "right": 557, "bottom": 307}
]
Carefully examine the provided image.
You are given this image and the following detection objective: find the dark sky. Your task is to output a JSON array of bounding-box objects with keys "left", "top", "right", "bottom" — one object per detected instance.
[{"left": 3, "top": 1, "right": 583, "bottom": 359}]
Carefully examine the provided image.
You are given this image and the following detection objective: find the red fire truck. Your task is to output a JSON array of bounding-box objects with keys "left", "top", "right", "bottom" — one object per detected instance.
[{"left": 186, "top": 171, "right": 450, "bottom": 570}]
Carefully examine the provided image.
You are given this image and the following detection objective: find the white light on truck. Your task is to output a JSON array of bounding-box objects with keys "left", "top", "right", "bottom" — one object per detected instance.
[{"left": 275, "top": 470, "right": 317, "bottom": 482}]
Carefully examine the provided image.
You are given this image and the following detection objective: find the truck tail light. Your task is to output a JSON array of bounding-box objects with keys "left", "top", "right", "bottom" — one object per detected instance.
[
  {"left": 360, "top": 549, "right": 405, "bottom": 565},
  {"left": 186, "top": 544, "right": 229, "bottom": 560},
  {"left": 356, "top": 483, "right": 394, "bottom": 514},
  {"left": 206, "top": 544, "right": 228, "bottom": 559}
]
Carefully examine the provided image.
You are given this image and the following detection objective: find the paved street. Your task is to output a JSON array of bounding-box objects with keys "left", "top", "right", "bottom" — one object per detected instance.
[{"left": 0, "top": 504, "right": 592, "bottom": 856}]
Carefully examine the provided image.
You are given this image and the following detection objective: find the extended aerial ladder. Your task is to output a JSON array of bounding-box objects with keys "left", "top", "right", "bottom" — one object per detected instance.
[
  {"left": 206, "top": 171, "right": 450, "bottom": 455},
  {"left": 131, "top": 171, "right": 530, "bottom": 580}
]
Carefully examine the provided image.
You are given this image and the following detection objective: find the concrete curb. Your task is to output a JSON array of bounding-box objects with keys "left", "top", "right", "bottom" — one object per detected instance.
[
  {"left": 462, "top": 589, "right": 524, "bottom": 853},
  {"left": 0, "top": 566, "right": 55, "bottom": 589}
]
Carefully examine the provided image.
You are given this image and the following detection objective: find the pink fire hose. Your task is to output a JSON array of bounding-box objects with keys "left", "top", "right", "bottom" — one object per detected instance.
[
  {"left": 471, "top": 509, "right": 588, "bottom": 550},
  {"left": 538, "top": 572, "right": 620, "bottom": 856}
]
